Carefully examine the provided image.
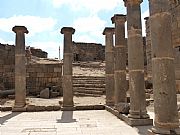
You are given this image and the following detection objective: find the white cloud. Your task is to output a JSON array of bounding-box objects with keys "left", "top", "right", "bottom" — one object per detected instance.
[
  {"left": 52, "top": 0, "right": 123, "bottom": 14},
  {"left": 0, "top": 15, "right": 57, "bottom": 37},
  {"left": 73, "top": 15, "right": 106, "bottom": 43}
]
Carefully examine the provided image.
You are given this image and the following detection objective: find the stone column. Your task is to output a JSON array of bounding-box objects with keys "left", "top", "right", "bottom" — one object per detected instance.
[
  {"left": 124, "top": 0, "right": 149, "bottom": 119},
  {"left": 103, "top": 27, "right": 115, "bottom": 106},
  {"left": 61, "top": 27, "right": 75, "bottom": 109},
  {"left": 12, "top": 26, "right": 28, "bottom": 110},
  {"left": 148, "top": 0, "right": 180, "bottom": 134},
  {"left": 111, "top": 14, "right": 127, "bottom": 107}
]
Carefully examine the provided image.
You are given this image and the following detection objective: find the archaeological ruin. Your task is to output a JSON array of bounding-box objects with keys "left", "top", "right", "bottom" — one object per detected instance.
[{"left": 1, "top": 0, "right": 180, "bottom": 135}]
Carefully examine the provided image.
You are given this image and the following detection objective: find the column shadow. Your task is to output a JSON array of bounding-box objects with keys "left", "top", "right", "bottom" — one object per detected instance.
[
  {"left": 134, "top": 125, "right": 153, "bottom": 135},
  {"left": 0, "top": 112, "right": 21, "bottom": 125},
  {"left": 56, "top": 111, "right": 77, "bottom": 123}
]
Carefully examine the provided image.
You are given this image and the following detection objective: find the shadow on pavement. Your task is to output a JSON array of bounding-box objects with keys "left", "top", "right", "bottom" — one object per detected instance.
[
  {"left": 134, "top": 125, "right": 152, "bottom": 135},
  {"left": 56, "top": 111, "right": 77, "bottom": 123},
  {"left": 0, "top": 112, "right": 21, "bottom": 125}
]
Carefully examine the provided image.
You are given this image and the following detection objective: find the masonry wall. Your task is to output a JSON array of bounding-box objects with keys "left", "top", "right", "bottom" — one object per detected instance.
[
  {"left": 0, "top": 43, "right": 62, "bottom": 95},
  {"left": 73, "top": 42, "right": 105, "bottom": 61}
]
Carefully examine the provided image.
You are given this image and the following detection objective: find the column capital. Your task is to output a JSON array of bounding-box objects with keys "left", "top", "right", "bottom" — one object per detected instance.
[
  {"left": 12, "top": 26, "right": 28, "bottom": 34},
  {"left": 111, "top": 14, "right": 126, "bottom": 24},
  {"left": 61, "top": 27, "right": 75, "bottom": 34},
  {"left": 123, "top": 0, "right": 143, "bottom": 7},
  {"left": 103, "top": 27, "right": 114, "bottom": 35}
]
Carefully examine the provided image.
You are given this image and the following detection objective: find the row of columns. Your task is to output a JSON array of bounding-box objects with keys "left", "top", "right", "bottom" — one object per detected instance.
[{"left": 104, "top": 0, "right": 180, "bottom": 134}]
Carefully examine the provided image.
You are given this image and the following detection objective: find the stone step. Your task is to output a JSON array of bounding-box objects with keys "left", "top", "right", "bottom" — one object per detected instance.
[
  {"left": 73, "top": 89, "right": 104, "bottom": 95},
  {"left": 73, "top": 76, "right": 105, "bottom": 80},
  {"left": 73, "top": 87, "right": 105, "bottom": 92},
  {"left": 74, "top": 92, "right": 102, "bottom": 97},
  {"left": 73, "top": 84, "right": 105, "bottom": 88},
  {"left": 73, "top": 80, "right": 105, "bottom": 84}
]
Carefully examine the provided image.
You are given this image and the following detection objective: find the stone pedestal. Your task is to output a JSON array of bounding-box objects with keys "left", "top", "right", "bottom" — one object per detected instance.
[
  {"left": 148, "top": 0, "right": 180, "bottom": 134},
  {"left": 61, "top": 27, "right": 75, "bottom": 109},
  {"left": 103, "top": 27, "right": 115, "bottom": 106},
  {"left": 124, "top": 0, "right": 150, "bottom": 121},
  {"left": 111, "top": 14, "right": 127, "bottom": 107},
  {"left": 12, "top": 26, "right": 28, "bottom": 110}
]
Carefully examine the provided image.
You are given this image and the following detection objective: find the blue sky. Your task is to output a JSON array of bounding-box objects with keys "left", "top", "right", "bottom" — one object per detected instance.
[{"left": 0, "top": 0, "right": 149, "bottom": 58}]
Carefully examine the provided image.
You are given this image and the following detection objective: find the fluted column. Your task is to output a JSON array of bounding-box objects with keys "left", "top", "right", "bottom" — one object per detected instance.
[
  {"left": 103, "top": 27, "right": 115, "bottom": 106},
  {"left": 61, "top": 27, "right": 75, "bottom": 108},
  {"left": 148, "top": 0, "right": 180, "bottom": 134},
  {"left": 124, "top": 0, "right": 149, "bottom": 119},
  {"left": 12, "top": 26, "right": 28, "bottom": 109},
  {"left": 111, "top": 14, "right": 127, "bottom": 106}
]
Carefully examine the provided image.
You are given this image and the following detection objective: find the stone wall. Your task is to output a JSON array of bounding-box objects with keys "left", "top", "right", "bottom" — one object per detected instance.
[
  {"left": 73, "top": 42, "right": 105, "bottom": 61},
  {"left": 0, "top": 43, "right": 62, "bottom": 95},
  {"left": 30, "top": 47, "right": 48, "bottom": 58},
  {"left": 27, "top": 63, "right": 62, "bottom": 95}
]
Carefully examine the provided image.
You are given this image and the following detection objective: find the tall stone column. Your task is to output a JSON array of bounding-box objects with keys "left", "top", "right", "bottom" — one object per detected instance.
[
  {"left": 61, "top": 27, "right": 75, "bottom": 109},
  {"left": 111, "top": 14, "right": 127, "bottom": 107},
  {"left": 12, "top": 26, "right": 28, "bottom": 110},
  {"left": 124, "top": 0, "right": 149, "bottom": 119},
  {"left": 148, "top": 0, "right": 180, "bottom": 134},
  {"left": 103, "top": 27, "right": 115, "bottom": 106}
]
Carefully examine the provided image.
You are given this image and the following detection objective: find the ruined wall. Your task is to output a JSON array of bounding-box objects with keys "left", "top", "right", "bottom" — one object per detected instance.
[
  {"left": 0, "top": 43, "right": 62, "bottom": 95},
  {"left": 27, "top": 63, "right": 62, "bottom": 95},
  {"left": 73, "top": 42, "right": 105, "bottom": 61},
  {"left": 30, "top": 47, "right": 48, "bottom": 58}
]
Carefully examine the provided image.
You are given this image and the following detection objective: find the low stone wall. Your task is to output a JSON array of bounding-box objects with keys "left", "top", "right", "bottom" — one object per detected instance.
[
  {"left": 27, "top": 63, "right": 62, "bottom": 95},
  {"left": 0, "top": 63, "right": 63, "bottom": 95}
]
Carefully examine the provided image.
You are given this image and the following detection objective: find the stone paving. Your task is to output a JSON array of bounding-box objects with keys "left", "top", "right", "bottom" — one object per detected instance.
[{"left": 0, "top": 110, "right": 153, "bottom": 135}]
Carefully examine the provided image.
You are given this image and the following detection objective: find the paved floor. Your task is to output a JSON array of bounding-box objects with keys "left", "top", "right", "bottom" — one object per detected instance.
[{"left": 0, "top": 110, "right": 152, "bottom": 135}]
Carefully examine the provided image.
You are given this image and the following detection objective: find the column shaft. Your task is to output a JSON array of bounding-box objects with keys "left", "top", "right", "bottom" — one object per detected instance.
[
  {"left": 12, "top": 26, "right": 28, "bottom": 109},
  {"left": 149, "top": 0, "right": 180, "bottom": 134},
  {"left": 103, "top": 28, "right": 115, "bottom": 106},
  {"left": 61, "top": 27, "right": 75, "bottom": 108},
  {"left": 125, "top": 0, "right": 149, "bottom": 119},
  {"left": 112, "top": 14, "right": 127, "bottom": 105}
]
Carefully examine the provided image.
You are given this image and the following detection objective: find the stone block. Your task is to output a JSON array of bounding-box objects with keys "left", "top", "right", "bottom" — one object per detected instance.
[
  {"left": 1, "top": 106, "right": 12, "bottom": 111},
  {"left": 40, "top": 88, "right": 50, "bottom": 99},
  {"left": 54, "top": 68, "right": 62, "bottom": 72},
  {"left": 53, "top": 105, "right": 61, "bottom": 111},
  {"left": 45, "top": 106, "right": 53, "bottom": 111},
  {"left": 115, "top": 103, "right": 130, "bottom": 114},
  {"left": 35, "top": 106, "right": 46, "bottom": 111},
  {"left": 27, "top": 105, "right": 36, "bottom": 112}
]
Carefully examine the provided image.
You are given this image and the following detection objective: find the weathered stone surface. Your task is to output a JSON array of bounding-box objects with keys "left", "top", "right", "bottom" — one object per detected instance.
[
  {"left": 115, "top": 103, "right": 130, "bottom": 114},
  {"left": 103, "top": 27, "right": 115, "bottom": 106},
  {"left": 148, "top": 0, "right": 180, "bottom": 133},
  {"left": 13, "top": 26, "right": 28, "bottom": 108},
  {"left": 61, "top": 27, "right": 75, "bottom": 108},
  {"left": 124, "top": 0, "right": 149, "bottom": 120},
  {"left": 26, "top": 105, "right": 35, "bottom": 112},
  {"left": 40, "top": 88, "right": 50, "bottom": 99},
  {"left": 111, "top": 14, "right": 127, "bottom": 106}
]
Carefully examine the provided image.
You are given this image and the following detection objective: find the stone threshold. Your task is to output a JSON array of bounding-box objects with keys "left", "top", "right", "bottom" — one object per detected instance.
[
  {"left": 0, "top": 105, "right": 105, "bottom": 112},
  {"left": 105, "top": 105, "right": 153, "bottom": 126}
]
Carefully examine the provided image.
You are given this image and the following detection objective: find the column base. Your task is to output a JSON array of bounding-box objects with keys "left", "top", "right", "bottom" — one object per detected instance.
[
  {"left": 128, "top": 113, "right": 150, "bottom": 119},
  {"left": 105, "top": 105, "right": 153, "bottom": 126},
  {"left": 12, "top": 106, "right": 27, "bottom": 112},
  {"left": 148, "top": 127, "right": 180, "bottom": 135}
]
